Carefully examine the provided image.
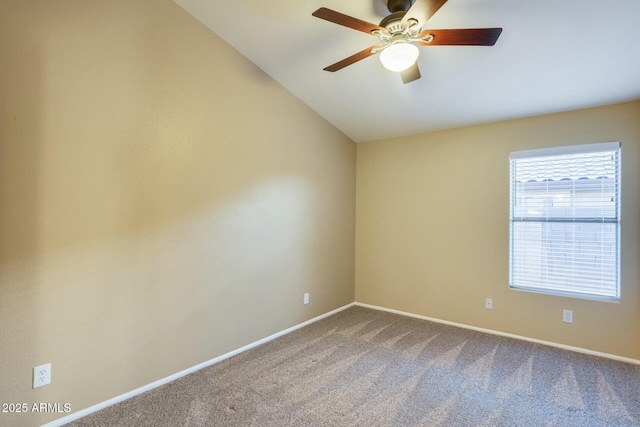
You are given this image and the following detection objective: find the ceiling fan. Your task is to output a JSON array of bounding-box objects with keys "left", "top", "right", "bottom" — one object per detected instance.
[{"left": 312, "top": 0, "right": 502, "bottom": 84}]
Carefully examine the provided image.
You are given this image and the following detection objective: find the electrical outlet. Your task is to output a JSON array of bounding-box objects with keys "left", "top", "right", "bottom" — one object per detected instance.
[
  {"left": 33, "top": 363, "right": 51, "bottom": 389},
  {"left": 303, "top": 293, "right": 309, "bottom": 305},
  {"left": 563, "top": 309, "right": 573, "bottom": 324},
  {"left": 485, "top": 298, "right": 493, "bottom": 309}
]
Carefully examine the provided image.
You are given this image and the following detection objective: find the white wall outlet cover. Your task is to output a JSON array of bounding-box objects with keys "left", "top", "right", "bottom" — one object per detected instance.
[
  {"left": 563, "top": 310, "right": 574, "bottom": 324},
  {"left": 33, "top": 363, "right": 51, "bottom": 388},
  {"left": 485, "top": 298, "right": 493, "bottom": 309},
  {"left": 304, "top": 293, "right": 309, "bottom": 305}
]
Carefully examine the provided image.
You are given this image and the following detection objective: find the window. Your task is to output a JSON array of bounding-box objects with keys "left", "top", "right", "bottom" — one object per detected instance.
[{"left": 509, "top": 142, "right": 621, "bottom": 300}]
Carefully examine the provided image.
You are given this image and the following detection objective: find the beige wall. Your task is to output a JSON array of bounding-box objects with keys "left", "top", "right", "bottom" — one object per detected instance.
[
  {"left": 356, "top": 101, "right": 640, "bottom": 360},
  {"left": 0, "top": 0, "right": 355, "bottom": 425}
]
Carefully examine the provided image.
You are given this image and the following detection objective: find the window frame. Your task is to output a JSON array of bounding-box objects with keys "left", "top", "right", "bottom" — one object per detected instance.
[{"left": 508, "top": 141, "right": 621, "bottom": 301}]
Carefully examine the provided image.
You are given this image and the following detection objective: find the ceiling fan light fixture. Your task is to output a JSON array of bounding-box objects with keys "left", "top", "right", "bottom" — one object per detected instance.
[{"left": 379, "top": 43, "right": 419, "bottom": 72}]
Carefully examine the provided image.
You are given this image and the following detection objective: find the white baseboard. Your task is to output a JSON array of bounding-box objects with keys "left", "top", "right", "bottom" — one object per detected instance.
[
  {"left": 42, "top": 302, "right": 356, "bottom": 427},
  {"left": 354, "top": 302, "right": 640, "bottom": 365}
]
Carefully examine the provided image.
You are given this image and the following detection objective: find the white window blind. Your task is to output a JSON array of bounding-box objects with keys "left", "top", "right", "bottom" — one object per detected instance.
[{"left": 509, "top": 142, "right": 621, "bottom": 300}]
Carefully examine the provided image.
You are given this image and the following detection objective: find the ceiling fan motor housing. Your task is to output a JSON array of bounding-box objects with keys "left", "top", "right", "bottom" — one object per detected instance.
[{"left": 380, "top": 11, "right": 407, "bottom": 33}]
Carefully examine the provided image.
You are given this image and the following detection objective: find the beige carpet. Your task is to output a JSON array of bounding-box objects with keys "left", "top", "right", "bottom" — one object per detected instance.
[{"left": 67, "top": 306, "right": 640, "bottom": 426}]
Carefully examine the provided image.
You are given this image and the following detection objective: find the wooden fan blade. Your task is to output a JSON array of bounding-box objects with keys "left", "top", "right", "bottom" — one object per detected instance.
[
  {"left": 323, "top": 45, "right": 383, "bottom": 72},
  {"left": 312, "top": 7, "right": 386, "bottom": 35},
  {"left": 401, "top": 62, "right": 421, "bottom": 84},
  {"left": 402, "top": 0, "right": 448, "bottom": 29},
  {"left": 417, "top": 28, "right": 503, "bottom": 46}
]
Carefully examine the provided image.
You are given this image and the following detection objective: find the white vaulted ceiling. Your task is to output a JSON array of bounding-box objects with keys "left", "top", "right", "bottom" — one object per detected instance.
[{"left": 173, "top": 0, "right": 640, "bottom": 142}]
